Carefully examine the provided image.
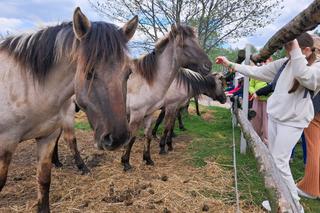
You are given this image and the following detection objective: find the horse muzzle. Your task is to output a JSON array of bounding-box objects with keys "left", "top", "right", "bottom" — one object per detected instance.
[{"left": 99, "top": 132, "right": 130, "bottom": 151}]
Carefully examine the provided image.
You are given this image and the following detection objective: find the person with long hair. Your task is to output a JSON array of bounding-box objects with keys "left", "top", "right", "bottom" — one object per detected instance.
[{"left": 216, "top": 33, "right": 320, "bottom": 212}]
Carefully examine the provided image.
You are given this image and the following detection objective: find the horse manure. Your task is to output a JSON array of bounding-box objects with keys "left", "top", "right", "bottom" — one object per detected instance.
[
  {"left": 124, "top": 199, "right": 133, "bottom": 206},
  {"left": 86, "top": 154, "right": 103, "bottom": 168},
  {"left": 109, "top": 183, "right": 115, "bottom": 196},
  {"left": 163, "top": 207, "right": 171, "bottom": 213},
  {"left": 160, "top": 175, "right": 168, "bottom": 181},
  {"left": 79, "top": 201, "right": 89, "bottom": 209},
  {"left": 153, "top": 199, "right": 163, "bottom": 204},
  {"left": 13, "top": 176, "right": 25, "bottom": 181},
  {"left": 148, "top": 189, "right": 155, "bottom": 194},
  {"left": 183, "top": 179, "right": 190, "bottom": 184},
  {"left": 146, "top": 203, "right": 156, "bottom": 209},
  {"left": 190, "top": 191, "right": 197, "bottom": 197},
  {"left": 202, "top": 204, "right": 209, "bottom": 211}
]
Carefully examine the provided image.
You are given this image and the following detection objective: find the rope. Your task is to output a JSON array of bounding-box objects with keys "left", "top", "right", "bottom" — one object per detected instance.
[{"left": 231, "top": 105, "right": 241, "bottom": 213}]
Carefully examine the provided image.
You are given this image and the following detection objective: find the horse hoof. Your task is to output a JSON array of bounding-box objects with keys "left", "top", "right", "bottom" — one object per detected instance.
[
  {"left": 180, "top": 127, "right": 187, "bottom": 131},
  {"left": 167, "top": 146, "right": 173, "bottom": 152},
  {"left": 123, "top": 164, "right": 132, "bottom": 172},
  {"left": 146, "top": 160, "right": 155, "bottom": 166},
  {"left": 79, "top": 166, "right": 91, "bottom": 175},
  {"left": 53, "top": 161, "right": 63, "bottom": 168},
  {"left": 159, "top": 149, "right": 167, "bottom": 155},
  {"left": 143, "top": 156, "right": 155, "bottom": 166}
]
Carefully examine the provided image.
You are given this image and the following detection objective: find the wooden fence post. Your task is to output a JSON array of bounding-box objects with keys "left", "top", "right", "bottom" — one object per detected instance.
[{"left": 240, "top": 44, "right": 251, "bottom": 154}]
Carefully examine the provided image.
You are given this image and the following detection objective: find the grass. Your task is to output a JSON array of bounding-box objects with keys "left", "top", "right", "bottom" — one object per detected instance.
[
  {"left": 74, "top": 121, "right": 91, "bottom": 131},
  {"left": 173, "top": 104, "right": 319, "bottom": 212},
  {"left": 74, "top": 105, "right": 320, "bottom": 212}
]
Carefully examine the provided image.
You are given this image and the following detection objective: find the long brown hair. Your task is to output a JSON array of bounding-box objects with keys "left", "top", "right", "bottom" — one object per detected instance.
[{"left": 288, "top": 33, "right": 316, "bottom": 93}]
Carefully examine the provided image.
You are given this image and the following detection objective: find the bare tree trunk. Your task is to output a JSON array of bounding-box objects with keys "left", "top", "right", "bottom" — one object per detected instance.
[{"left": 252, "top": 0, "right": 320, "bottom": 62}]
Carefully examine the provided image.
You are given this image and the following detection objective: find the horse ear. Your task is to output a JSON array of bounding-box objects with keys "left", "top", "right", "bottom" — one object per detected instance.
[
  {"left": 121, "top": 15, "right": 138, "bottom": 42},
  {"left": 73, "top": 7, "right": 91, "bottom": 40}
]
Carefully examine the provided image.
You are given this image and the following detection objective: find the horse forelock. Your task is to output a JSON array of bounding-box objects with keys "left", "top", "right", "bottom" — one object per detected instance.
[{"left": 76, "top": 22, "right": 128, "bottom": 76}]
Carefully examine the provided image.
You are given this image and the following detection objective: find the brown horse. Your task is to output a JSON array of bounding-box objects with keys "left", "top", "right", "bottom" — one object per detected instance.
[
  {"left": 121, "top": 24, "right": 212, "bottom": 171},
  {"left": 150, "top": 69, "right": 227, "bottom": 153},
  {"left": 0, "top": 7, "right": 138, "bottom": 212},
  {"left": 49, "top": 25, "right": 212, "bottom": 173}
]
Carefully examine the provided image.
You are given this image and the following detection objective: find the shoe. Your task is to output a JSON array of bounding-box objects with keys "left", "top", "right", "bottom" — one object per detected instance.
[
  {"left": 262, "top": 200, "right": 271, "bottom": 211},
  {"left": 297, "top": 187, "right": 317, "bottom": 199}
]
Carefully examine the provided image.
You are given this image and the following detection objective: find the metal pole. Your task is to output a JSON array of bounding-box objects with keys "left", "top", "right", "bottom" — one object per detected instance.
[{"left": 240, "top": 44, "right": 251, "bottom": 154}]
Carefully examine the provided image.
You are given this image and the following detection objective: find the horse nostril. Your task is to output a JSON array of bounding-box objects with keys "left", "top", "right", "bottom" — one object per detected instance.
[{"left": 102, "top": 133, "right": 114, "bottom": 149}]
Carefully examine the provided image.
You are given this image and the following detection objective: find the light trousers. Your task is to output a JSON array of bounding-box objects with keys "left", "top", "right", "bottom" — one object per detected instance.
[{"left": 268, "top": 117, "right": 303, "bottom": 201}]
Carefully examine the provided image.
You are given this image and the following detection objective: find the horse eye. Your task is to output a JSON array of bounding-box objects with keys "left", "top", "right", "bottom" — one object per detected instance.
[
  {"left": 126, "top": 69, "right": 132, "bottom": 80},
  {"left": 86, "top": 72, "right": 93, "bottom": 80},
  {"left": 86, "top": 70, "right": 97, "bottom": 80}
]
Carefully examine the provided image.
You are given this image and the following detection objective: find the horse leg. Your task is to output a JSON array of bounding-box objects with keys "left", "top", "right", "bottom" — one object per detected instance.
[
  {"left": 159, "top": 108, "right": 176, "bottom": 154},
  {"left": 0, "top": 143, "right": 17, "bottom": 191},
  {"left": 159, "top": 129, "right": 169, "bottom": 154},
  {"left": 61, "top": 100, "right": 89, "bottom": 174},
  {"left": 36, "top": 129, "right": 61, "bottom": 213},
  {"left": 51, "top": 129, "right": 63, "bottom": 168},
  {"left": 121, "top": 136, "right": 136, "bottom": 171},
  {"left": 152, "top": 108, "right": 165, "bottom": 138},
  {"left": 121, "top": 111, "right": 144, "bottom": 172},
  {"left": 177, "top": 109, "right": 186, "bottom": 131},
  {"left": 143, "top": 115, "right": 154, "bottom": 166},
  {"left": 167, "top": 129, "right": 174, "bottom": 152},
  {"left": 166, "top": 114, "right": 177, "bottom": 152},
  {"left": 194, "top": 96, "right": 201, "bottom": 116},
  {"left": 63, "top": 126, "right": 90, "bottom": 174}
]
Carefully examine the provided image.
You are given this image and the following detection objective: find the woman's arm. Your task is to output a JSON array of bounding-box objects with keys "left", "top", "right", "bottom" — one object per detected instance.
[
  {"left": 232, "top": 59, "right": 287, "bottom": 83},
  {"left": 216, "top": 56, "right": 287, "bottom": 83}
]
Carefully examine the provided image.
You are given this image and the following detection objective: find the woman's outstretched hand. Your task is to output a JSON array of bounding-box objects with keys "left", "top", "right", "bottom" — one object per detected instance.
[
  {"left": 215, "top": 56, "right": 229, "bottom": 65},
  {"left": 216, "top": 56, "right": 234, "bottom": 72}
]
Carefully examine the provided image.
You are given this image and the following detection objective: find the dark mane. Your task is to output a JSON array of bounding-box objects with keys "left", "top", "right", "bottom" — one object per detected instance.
[
  {"left": 176, "top": 69, "right": 216, "bottom": 95},
  {"left": 0, "top": 22, "right": 73, "bottom": 82},
  {"left": 0, "top": 21, "right": 127, "bottom": 82},
  {"left": 134, "top": 25, "right": 196, "bottom": 85},
  {"left": 133, "top": 51, "right": 157, "bottom": 85}
]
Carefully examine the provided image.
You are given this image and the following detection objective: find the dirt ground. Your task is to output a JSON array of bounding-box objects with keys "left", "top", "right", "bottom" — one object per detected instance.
[{"left": 0, "top": 113, "right": 260, "bottom": 213}]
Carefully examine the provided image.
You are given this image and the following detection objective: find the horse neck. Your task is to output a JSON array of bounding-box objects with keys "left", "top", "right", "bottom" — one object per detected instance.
[
  {"left": 152, "top": 42, "right": 181, "bottom": 95},
  {"left": 0, "top": 53, "right": 76, "bottom": 110},
  {"left": 41, "top": 61, "right": 76, "bottom": 106}
]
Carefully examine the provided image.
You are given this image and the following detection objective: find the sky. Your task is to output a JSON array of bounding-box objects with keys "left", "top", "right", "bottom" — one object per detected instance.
[{"left": 0, "top": 0, "right": 315, "bottom": 51}]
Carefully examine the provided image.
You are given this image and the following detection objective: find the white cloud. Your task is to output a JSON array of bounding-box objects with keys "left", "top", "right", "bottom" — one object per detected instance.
[{"left": 0, "top": 17, "right": 23, "bottom": 34}]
